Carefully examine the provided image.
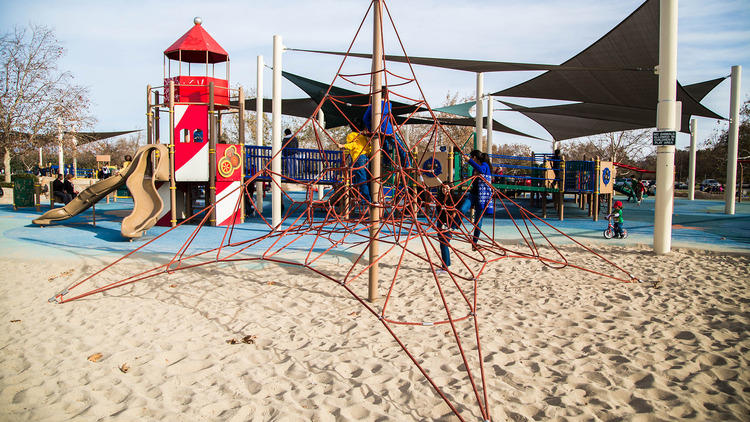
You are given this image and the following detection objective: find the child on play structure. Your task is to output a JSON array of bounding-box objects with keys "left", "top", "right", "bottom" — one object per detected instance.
[
  {"left": 460, "top": 150, "right": 494, "bottom": 250},
  {"left": 435, "top": 181, "right": 463, "bottom": 273},
  {"left": 362, "top": 86, "right": 411, "bottom": 168},
  {"left": 336, "top": 130, "right": 372, "bottom": 203},
  {"left": 607, "top": 200, "right": 626, "bottom": 238}
]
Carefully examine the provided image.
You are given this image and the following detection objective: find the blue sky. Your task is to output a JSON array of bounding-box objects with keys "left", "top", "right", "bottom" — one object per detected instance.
[{"left": 1, "top": 0, "right": 748, "bottom": 152}]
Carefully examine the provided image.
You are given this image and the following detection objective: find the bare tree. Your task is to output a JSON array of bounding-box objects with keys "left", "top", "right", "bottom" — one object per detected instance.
[
  {"left": 1, "top": 24, "right": 94, "bottom": 181},
  {"left": 560, "top": 129, "right": 652, "bottom": 163}
]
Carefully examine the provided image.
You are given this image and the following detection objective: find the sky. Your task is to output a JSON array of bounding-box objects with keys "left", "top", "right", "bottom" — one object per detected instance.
[{"left": 1, "top": 0, "right": 748, "bottom": 153}]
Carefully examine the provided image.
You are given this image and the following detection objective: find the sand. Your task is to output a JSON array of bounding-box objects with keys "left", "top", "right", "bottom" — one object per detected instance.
[{"left": 0, "top": 244, "right": 748, "bottom": 421}]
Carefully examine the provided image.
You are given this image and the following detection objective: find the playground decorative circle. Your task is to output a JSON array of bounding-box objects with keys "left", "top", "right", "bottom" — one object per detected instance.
[{"left": 603, "top": 167, "right": 611, "bottom": 185}]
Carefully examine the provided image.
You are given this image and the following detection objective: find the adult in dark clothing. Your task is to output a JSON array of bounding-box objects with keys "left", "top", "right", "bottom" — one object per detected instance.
[
  {"left": 282, "top": 128, "right": 299, "bottom": 178},
  {"left": 52, "top": 174, "right": 72, "bottom": 204},
  {"left": 460, "top": 150, "right": 493, "bottom": 249}
]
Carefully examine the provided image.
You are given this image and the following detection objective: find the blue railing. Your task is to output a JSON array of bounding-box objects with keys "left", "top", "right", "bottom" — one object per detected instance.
[
  {"left": 484, "top": 153, "right": 565, "bottom": 188},
  {"left": 46, "top": 165, "right": 95, "bottom": 178},
  {"left": 245, "top": 146, "right": 343, "bottom": 184}
]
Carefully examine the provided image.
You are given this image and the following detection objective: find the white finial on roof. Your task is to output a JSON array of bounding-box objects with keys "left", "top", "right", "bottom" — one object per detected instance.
[{"left": 194, "top": 17, "right": 203, "bottom": 25}]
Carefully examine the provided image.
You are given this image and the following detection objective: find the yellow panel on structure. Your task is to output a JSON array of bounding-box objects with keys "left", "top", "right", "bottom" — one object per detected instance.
[{"left": 599, "top": 161, "right": 615, "bottom": 194}]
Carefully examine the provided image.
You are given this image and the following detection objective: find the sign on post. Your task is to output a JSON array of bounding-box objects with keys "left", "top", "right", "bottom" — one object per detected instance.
[{"left": 653, "top": 130, "right": 676, "bottom": 146}]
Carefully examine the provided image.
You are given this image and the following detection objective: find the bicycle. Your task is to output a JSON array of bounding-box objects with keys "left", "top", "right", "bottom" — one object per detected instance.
[{"left": 603, "top": 214, "right": 628, "bottom": 239}]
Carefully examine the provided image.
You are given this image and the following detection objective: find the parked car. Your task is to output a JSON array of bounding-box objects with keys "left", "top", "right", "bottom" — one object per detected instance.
[
  {"left": 675, "top": 180, "right": 688, "bottom": 189},
  {"left": 700, "top": 179, "right": 723, "bottom": 192}
]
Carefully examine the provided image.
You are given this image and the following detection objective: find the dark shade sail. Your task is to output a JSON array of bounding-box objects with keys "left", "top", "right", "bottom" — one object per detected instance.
[
  {"left": 281, "top": 70, "right": 540, "bottom": 139},
  {"left": 232, "top": 98, "right": 320, "bottom": 120},
  {"left": 497, "top": 72, "right": 727, "bottom": 141},
  {"left": 67, "top": 130, "right": 141, "bottom": 146},
  {"left": 493, "top": 0, "right": 723, "bottom": 121},
  {"left": 500, "top": 101, "right": 647, "bottom": 141},
  {"left": 288, "top": 49, "right": 646, "bottom": 73}
]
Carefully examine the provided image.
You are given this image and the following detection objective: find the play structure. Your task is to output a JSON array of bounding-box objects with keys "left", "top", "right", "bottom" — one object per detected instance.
[
  {"left": 46, "top": 5, "right": 647, "bottom": 421},
  {"left": 32, "top": 18, "right": 246, "bottom": 236}
]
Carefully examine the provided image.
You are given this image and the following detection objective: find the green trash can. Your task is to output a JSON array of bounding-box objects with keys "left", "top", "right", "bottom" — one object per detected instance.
[{"left": 12, "top": 174, "right": 38, "bottom": 210}]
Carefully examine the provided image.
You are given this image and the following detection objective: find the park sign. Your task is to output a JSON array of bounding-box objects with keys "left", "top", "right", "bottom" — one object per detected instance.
[{"left": 652, "top": 130, "right": 676, "bottom": 146}]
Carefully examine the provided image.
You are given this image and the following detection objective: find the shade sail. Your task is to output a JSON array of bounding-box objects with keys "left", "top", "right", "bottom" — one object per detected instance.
[
  {"left": 288, "top": 49, "right": 643, "bottom": 73},
  {"left": 164, "top": 21, "right": 229, "bottom": 64},
  {"left": 67, "top": 130, "right": 141, "bottom": 146},
  {"left": 281, "top": 71, "right": 540, "bottom": 139},
  {"left": 493, "top": 0, "right": 723, "bottom": 121},
  {"left": 234, "top": 98, "right": 320, "bottom": 120},
  {"left": 500, "top": 101, "right": 646, "bottom": 141},
  {"left": 498, "top": 71, "right": 727, "bottom": 141}
]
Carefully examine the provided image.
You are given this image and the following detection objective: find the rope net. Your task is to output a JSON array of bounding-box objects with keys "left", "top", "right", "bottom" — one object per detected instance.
[{"left": 50, "top": 2, "right": 640, "bottom": 420}]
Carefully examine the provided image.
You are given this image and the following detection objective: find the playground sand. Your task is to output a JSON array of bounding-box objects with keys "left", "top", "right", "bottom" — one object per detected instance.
[{"left": 0, "top": 245, "right": 748, "bottom": 421}]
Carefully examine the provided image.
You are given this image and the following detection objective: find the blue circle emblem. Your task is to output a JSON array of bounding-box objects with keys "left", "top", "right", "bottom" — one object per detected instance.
[
  {"left": 422, "top": 158, "right": 442, "bottom": 177},
  {"left": 602, "top": 167, "right": 611, "bottom": 185}
]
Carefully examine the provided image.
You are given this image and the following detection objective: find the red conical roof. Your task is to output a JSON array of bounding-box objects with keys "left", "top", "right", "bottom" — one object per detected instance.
[{"left": 164, "top": 18, "right": 229, "bottom": 64}]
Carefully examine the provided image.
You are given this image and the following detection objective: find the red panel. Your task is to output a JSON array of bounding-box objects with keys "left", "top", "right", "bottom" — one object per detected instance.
[
  {"left": 175, "top": 142, "right": 207, "bottom": 172},
  {"left": 216, "top": 144, "right": 243, "bottom": 182},
  {"left": 165, "top": 76, "right": 229, "bottom": 107}
]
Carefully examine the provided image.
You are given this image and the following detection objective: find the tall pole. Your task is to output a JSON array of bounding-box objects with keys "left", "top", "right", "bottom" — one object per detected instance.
[
  {"left": 72, "top": 137, "right": 77, "bottom": 177},
  {"left": 38, "top": 147, "right": 43, "bottom": 167},
  {"left": 653, "top": 0, "right": 678, "bottom": 255},
  {"left": 209, "top": 82, "right": 217, "bottom": 226},
  {"left": 146, "top": 85, "right": 153, "bottom": 145},
  {"left": 725, "top": 65, "right": 742, "bottom": 214},
  {"left": 154, "top": 91, "right": 161, "bottom": 144},
  {"left": 57, "top": 117, "right": 63, "bottom": 175},
  {"left": 238, "top": 86, "right": 246, "bottom": 224},
  {"left": 368, "top": 0, "right": 383, "bottom": 303},
  {"left": 317, "top": 110, "right": 326, "bottom": 200},
  {"left": 271, "top": 36, "right": 282, "bottom": 228},
  {"left": 486, "top": 95, "right": 493, "bottom": 154},
  {"left": 688, "top": 118, "right": 697, "bottom": 200},
  {"left": 169, "top": 80, "right": 177, "bottom": 227},
  {"left": 475, "top": 73, "right": 484, "bottom": 152},
  {"left": 256, "top": 55, "right": 264, "bottom": 216}
]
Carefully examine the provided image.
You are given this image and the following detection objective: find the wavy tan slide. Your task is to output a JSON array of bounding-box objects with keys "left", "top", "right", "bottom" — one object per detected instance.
[{"left": 33, "top": 144, "right": 169, "bottom": 239}]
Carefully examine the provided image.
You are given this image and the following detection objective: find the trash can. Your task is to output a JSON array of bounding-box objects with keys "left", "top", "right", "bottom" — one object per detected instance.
[{"left": 12, "top": 173, "right": 38, "bottom": 210}]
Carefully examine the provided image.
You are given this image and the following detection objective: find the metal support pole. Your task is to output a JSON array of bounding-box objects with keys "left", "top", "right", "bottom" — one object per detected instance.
[
  {"left": 475, "top": 73, "right": 484, "bottom": 153},
  {"left": 147, "top": 85, "right": 153, "bottom": 145},
  {"left": 256, "top": 55, "right": 264, "bottom": 216},
  {"left": 209, "top": 82, "right": 217, "bottom": 226},
  {"left": 486, "top": 95, "right": 493, "bottom": 154},
  {"left": 38, "top": 147, "right": 43, "bottom": 167},
  {"left": 57, "top": 118, "right": 63, "bottom": 175},
  {"left": 688, "top": 118, "right": 697, "bottom": 200},
  {"left": 169, "top": 80, "right": 177, "bottom": 227},
  {"left": 238, "top": 86, "right": 246, "bottom": 224},
  {"left": 725, "top": 65, "right": 741, "bottom": 214},
  {"left": 272, "top": 36, "right": 282, "bottom": 228},
  {"left": 653, "top": 0, "right": 678, "bottom": 255},
  {"left": 154, "top": 91, "right": 161, "bottom": 144},
  {"left": 368, "top": 0, "right": 383, "bottom": 303}
]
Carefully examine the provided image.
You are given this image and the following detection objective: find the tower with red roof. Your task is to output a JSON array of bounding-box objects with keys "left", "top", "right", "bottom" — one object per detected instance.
[{"left": 147, "top": 17, "right": 244, "bottom": 228}]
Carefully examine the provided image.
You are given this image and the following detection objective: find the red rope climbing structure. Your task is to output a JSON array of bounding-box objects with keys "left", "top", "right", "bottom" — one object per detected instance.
[{"left": 49, "top": 2, "right": 641, "bottom": 420}]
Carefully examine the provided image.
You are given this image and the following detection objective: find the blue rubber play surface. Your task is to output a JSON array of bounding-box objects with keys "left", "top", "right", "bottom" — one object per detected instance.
[{"left": 2, "top": 192, "right": 748, "bottom": 260}]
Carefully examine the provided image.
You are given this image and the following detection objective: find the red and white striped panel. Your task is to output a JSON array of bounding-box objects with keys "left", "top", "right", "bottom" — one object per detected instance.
[
  {"left": 155, "top": 182, "right": 173, "bottom": 227},
  {"left": 174, "top": 104, "right": 208, "bottom": 182},
  {"left": 216, "top": 181, "right": 242, "bottom": 226}
]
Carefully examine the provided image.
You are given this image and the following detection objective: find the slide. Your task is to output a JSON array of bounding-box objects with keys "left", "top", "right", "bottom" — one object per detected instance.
[{"left": 33, "top": 144, "right": 169, "bottom": 239}]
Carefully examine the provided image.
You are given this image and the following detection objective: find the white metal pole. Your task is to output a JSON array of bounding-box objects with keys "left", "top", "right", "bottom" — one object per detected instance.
[
  {"left": 725, "top": 65, "right": 741, "bottom": 214},
  {"left": 38, "top": 147, "right": 43, "bottom": 167},
  {"left": 72, "top": 137, "right": 77, "bottom": 178},
  {"left": 475, "top": 73, "right": 484, "bottom": 152},
  {"left": 317, "top": 109, "right": 325, "bottom": 201},
  {"left": 256, "top": 55, "right": 264, "bottom": 216},
  {"left": 688, "top": 118, "right": 697, "bottom": 200},
  {"left": 486, "top": 95, "right": 493, "bottom": 154},
  {"left": 271, "top": 36, "right": 282, "bottom": 228},
  {"left": 57, "top": 118, "right": 64, "bottom": 175},
  {"left": 653, "top": 0, "right": 678, "bottom": 255}
]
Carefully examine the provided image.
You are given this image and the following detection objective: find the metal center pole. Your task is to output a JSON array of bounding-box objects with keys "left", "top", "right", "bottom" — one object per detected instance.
[{"left": 368, "top": 0, "right": 383, "bottom": 303}]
